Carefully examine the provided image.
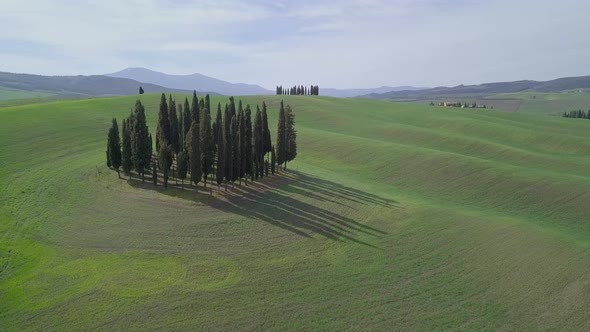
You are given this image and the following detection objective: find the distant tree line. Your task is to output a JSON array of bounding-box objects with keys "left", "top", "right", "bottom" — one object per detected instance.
[
  {"left": 562, "top": 109, "right": 590, "bottom": 119},
  {"left": 276, "top": 85, "right": 319, "bottom": 96},
  {"left": 432, "top": 101, "right": 489, "bottom": 109},
  {"left": 106, "top": 93, "right": 297, "bottom": 191}
]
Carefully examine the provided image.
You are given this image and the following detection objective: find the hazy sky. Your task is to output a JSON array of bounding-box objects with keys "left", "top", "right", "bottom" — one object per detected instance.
[{"left": 1, "top": 0, "right": 589, "bottom": 89}]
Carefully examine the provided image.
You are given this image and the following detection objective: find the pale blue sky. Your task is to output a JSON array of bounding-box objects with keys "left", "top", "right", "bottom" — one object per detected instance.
[{"left": 1, "top": 0, "right": 589, "bottom": 89}]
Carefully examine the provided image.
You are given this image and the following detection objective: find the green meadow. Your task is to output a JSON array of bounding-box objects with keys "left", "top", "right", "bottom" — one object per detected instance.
[{"left": 1, "top": 94, "right": 590, "bottom": 330}]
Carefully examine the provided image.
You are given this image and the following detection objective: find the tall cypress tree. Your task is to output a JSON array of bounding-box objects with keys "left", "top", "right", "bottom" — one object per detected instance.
[
  {"left": 132, "top": 100, "right": 151, "bottom": 182},
  {"left": 183, "top": 97, "right": 191, "bottom": 141},
  {"left": 200, "top": 106, "right": 212, "bottom": 187},
  {"left": 158, "top": 93, "right": 170, "bottom": 149},
  {"left": 262, "top": 102, "right": 272, "bottom": 156},
  {"left": 284, "top": 105, "right": 297, "bottom": 169},
  {"left": 205, "top": 94, "right": 211, "bottom": 116},
  {"left": 215, "top": 111, "right": 224, "bottom": 189},
  {"left": 187, "top": 119, "right": 201, "bottom": 188},
  {"left": 121, "top": 117, "right": 132, "bottom": 176},
  {"left": 244, "top": 105, "right": 253, "bottom": 179},
  {"left": 191, "top": 90, "right": 200, "bottom": 124},
  {"left": 107, "top": 118, "right": 122, "bottom": 177},
  {"left": 178, "top": 104, "right": 184, "bottom": 150},
  {"left": 276, "top": 101, "right": 286, "bottom": 170},
  {"left": 238, "top": 108, "right": 247, "bottom": 184},
  {"left": 223, "top": 104, "right": 232, "bottom": 182},
  {"left": 168, "top": 96, "right": 180, "bottom": 153},
  {"left": 253, "top": 107, "right": 264, "bottom": 179},
  {"left": 231, "top": 115, "right": 240, "bottom": 183}
]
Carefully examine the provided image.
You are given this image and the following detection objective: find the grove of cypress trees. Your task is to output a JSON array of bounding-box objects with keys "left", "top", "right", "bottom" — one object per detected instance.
[
  {"left": 132, "top": 100, "right": 151, "bottom": 182},
  {"left": 121, "top": 117, "right": 133, "bottom": 176},
  {"left": 187, "top": 119, "right": 201, "bottom": 187},
  {"left": 107, "top": 118, "right": 122, "bottom": 177},
  {"left": 169, "top": 96, "right": 180, "bottom": 153},
  {"left": 276, "top": 100, "right": 286, "bottom": 170}
]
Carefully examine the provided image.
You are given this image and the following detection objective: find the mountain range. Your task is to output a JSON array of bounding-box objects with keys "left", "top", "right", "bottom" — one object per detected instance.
[
  {"left": 363, "top": 75, "right": 590, "bottom": 99},
  {"left": 106, "top": 68, "right": 272, "bottom": 96},
  {"left": 0, "top": 71, "right": 198, "bottom": 98}
]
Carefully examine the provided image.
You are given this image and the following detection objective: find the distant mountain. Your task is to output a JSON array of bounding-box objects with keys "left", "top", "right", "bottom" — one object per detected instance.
[
  {"left": 107, "top": 67, "right": 272, "bottom": 96},
  {"left": 321, "top": 86, "right": 426, "bottom": 98},
  {"left": 364, "top": 75, "right": 590, "bottom": 99},
  {"left": 0, "top": 71, "right": 198, "bottom": 98}
]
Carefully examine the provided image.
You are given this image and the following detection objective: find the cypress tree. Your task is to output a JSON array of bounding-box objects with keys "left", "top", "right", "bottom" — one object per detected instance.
[
  {"left": 108, "top": 118, "right": 122, "bottom": 177},
  {"left": 262, "top": 102, "right": 272, "bottom": 156},
  {"left": 229, "top": 96, "right": 236, "bottom": 118},
  {"left": 183, "top": 97, "right": 191, "bottom": 140},
  {"left": 121, "top": 117, "right": 132, "bottom": 176},
  {"left": 205, "top": 94, "right": 211, "bottom": 116},
  {"left": 254, "top": 107, "right": 264, "bottom": 179},
  {"left": 177, "top": 151, "right": 188, "bottom": 188},
  {"left": 224, "top": 105, "right": 232, "bottom": 182},
  {"left": 212, "top": 103, "right": 222, "bottom": 170},
  {"left": 276, "top": 100, "right": 287, "bottom": 169},
  {"left": 132, "top": 100, "right": 151, "bottom": 182},
  {"left": 238, "top": 109, "right": 247, "bottom": 184},
  {"left": 244, "top": 105, "right": 253, "bottom": 179},
  {"left": 158, "top": 144, "right": 173, "bottom": 188},
  {"left": 284, "top": 105, "right": 297, "bottom": 169},
  {"left": 169, "top": 96, "right": 180, "bottom": 153},
  {"left": 187, "top": 120, "right": 201, "bottom": 187},
  {"left": 158, "top": 93, "right": 170, "bottom": 149},
  {"left": 271, "top": 145, "right": 276, "bottom": 175},
  {"left": 231, "top": 115, "right": 240, "bottom": 183},
  {"left": 200, "top": 106, "right": 212, "bottom": 187},
  {"left": 191, "top": 90, "right": 200, "bottom": 124},
  {"left": 215, "top": 111, "right": 224, "bottom": 189},
  {"left": 178, "top": 103, "right": 184, "bottom": 150}
]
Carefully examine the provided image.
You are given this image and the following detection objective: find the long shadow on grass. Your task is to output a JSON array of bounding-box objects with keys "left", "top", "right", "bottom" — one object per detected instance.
[{"left": 126, "top": 169, "right": 397, "bottom": 247}]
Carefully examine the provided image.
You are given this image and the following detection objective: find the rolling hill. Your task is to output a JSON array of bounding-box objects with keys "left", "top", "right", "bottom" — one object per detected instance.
[
  {"left": 0, "top": 71, "right": 201, "bottom": 98},
  {"left": 366, "top": 75, "right": 590, "bottom": 99},
  {"left": 320, "top": 86, "right": 426, "bottom": 98},
  {"left": 1, "top": 95, "right": 590, "bottom": 329},
  {"left": 107, "top": 67, "right": 272, "bottom": 96}
]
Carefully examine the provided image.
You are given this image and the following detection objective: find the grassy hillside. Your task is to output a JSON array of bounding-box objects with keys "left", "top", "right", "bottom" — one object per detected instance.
[
  {"left": 1, "top": 94, "right": 590, "bottom": 330},
  {"left": 0, "top": 87, "right": 53, "bottom": 100},
  {"left": 494, "top": 92, "right": 590, "bottom": 115}
]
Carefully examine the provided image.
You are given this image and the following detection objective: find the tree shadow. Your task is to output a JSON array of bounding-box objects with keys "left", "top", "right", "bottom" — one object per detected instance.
[{"left": 124, "top": 169, "right": 399, "bottom": 248}]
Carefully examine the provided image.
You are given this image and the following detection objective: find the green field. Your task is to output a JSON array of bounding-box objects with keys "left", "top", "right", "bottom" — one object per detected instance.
[
  {"left": 2, "top": 94, "right": 590, "bottom": 330},
  {"left": 492, "top": 91, "right": 590, "bottom": 115},
  {"left": 0, "top": 87, "right": 53, "bottom": 101}
]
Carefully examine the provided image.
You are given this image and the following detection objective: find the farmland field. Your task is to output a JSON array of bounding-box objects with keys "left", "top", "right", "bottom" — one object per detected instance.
[{"left": 2, "top": 94, "right": 590, "bottom": 330}]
